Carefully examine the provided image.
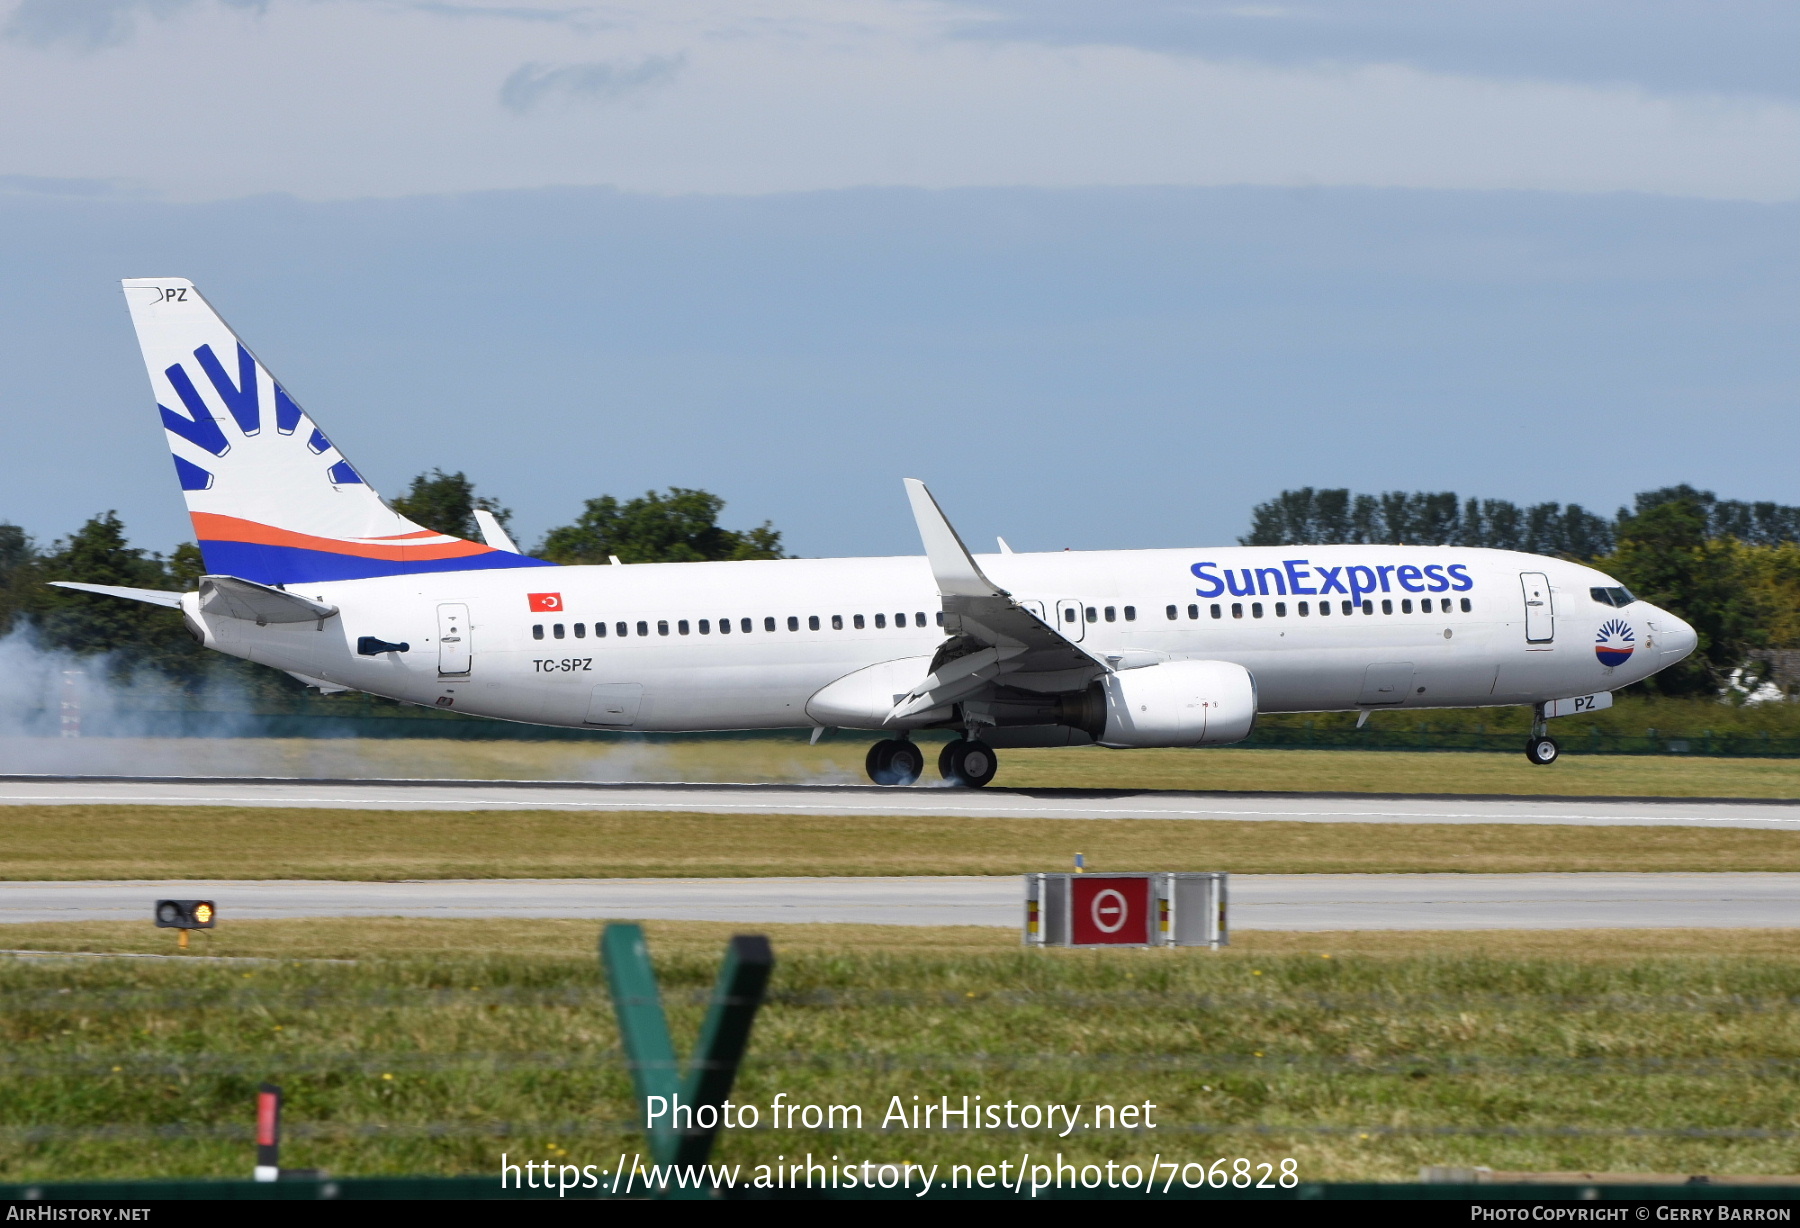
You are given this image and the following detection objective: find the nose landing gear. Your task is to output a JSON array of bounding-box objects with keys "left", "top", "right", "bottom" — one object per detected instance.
[
  {"left": 939, "top": 739, "right": 998, "bottom": 788},
  {"left": 865, "top": 738, "right": 924, "bottom": 786},
  {"left": 1524, "top": 702, "right": 1560, "bottom": 764}
]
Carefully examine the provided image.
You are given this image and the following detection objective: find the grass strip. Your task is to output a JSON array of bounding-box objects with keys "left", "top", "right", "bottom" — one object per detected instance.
[
  {"left": 3, "top": 919, "right": 1800, "bottom": 1184},
  {"left": 6, "top": 805, "right": 1800, "bottom": 880}
]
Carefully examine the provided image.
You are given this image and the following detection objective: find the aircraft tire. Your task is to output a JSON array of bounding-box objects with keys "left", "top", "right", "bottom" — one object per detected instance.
[
  {"left": 866, "top": 739, "right": 924, "bottom": 786},
  {"left": 939, "top": 738, "right": 999, "bottom": 788},
  {"left": 1525, "top": 736, "right": 1560, "bottom": 765}
]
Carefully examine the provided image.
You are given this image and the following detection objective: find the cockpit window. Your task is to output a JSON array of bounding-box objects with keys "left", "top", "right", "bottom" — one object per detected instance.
[{"left": 1590, "top": 586, "right": 1638, "bottom": 607}]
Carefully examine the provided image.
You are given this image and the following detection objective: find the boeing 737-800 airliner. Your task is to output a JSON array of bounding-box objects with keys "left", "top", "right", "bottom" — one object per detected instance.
[{"left": 56, "top": 278, "right": 1698, "bottom": 787}]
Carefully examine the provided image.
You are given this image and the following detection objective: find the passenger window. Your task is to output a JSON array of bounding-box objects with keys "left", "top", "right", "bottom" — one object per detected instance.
[
  {"left": 1274, "top": 602, "right": 1286, "bottom": 617},
  {"left": 553, "top": 624, "right": 565, "bottom": 639},
  {"left": 1188, "top": 604, "right": 1199, "bottom": 620},
  {"left": 700, "top": 619, "right": 712, "bottom": 634},
  {"left": 1086, "top": 607, "right": 1098, "bottom": 623},
  {"left": 1165, "top": 605, "right": 1177, "bottom": 620},
  {"left": 808, "top": 615, "right": 820, "bottom": 631},
  {"left": 1124, "top": 606, "right": 1136, "bottom": 621},
  {"left": 658, "top": 620, "right": 670, "bottom": 636},
  {"left": 1298, "top": 602, "right": 1308, "bottom": 616},
  {"left": 1210, "top": 604, "right": 1221, "bottom": 619},
  {"left": 574, "top": 622, "right": 586, "bottom": 638},
  {"left": 678, "top": 620, "right": 690, "bottom": 635},
  {"left": 1401, "top": 599, "right": 1412, "bottom": 614},
  {"left": 719, "top": 618, "right": 731, "bottom": 634},
  {"left": 875, "top": 613, "right": 886, "bottom": 628},
  {"left": 1252, "top": 602, "right": 1264, "bottom": 618},
  {"left": 1319, "top": 601, "right": 1330, "bottom": 616},
  {"left": 637, "top": 621, "right": 648, "bottom": 636},
  {"left": 1231, "top": 603, "right": 1243, "bottom": 619},
  {"left": 1104, "top": 606, "right": 1116, "bottom": 622},
  {"left": 764, "top": 617, "right": 776, "bottom": 632},
  {"left": 595, "top": 621, "right": 607, "bottom": 638},
  {"left": 1361, "top": 601, "right": 1373, "bottom": 615},
  {"left": 830, "top": 615, "right": 842, "bottom": 630},
  {"left": 1381, "top": 600, "right": 1392, "bottom": 615},
  {"left": 1342, "top": 601, "right": 1353, "bottom": 616},
  {"left": 532, "top": 624, "right": 543, "bottom": 640},
  {"left": 1063, "top": 608, "right": 1076, "bottom": 623},
  {"left": 786, "top": 616, "right": 799, "bottom": 631},
  {"left": 853, "top": 614, "right": 864, "bottom": 629},
  {"left": 616, "top": 622, "right": 628, "bottom": 637},
  {"left": 1460, "top": 598, "right": 1472, "bottom": 612}
]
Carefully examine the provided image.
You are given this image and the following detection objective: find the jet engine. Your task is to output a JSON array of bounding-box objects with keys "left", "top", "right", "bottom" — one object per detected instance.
[{"left": 1097, "top": 659, "right": 1257, "bottom": 748}]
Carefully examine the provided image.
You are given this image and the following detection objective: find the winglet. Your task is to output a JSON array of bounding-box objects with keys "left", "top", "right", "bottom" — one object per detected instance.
[
  {"left": 472, "top": 508, "right": 520, "bottom": 553},
  {"left": 904, "top": 479, "right": 1004, "bottom": 598}
]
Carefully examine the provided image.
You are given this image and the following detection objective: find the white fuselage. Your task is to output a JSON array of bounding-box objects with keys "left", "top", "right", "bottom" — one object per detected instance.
[{"left": 183, "top": 544, "right": 1695, "bottom": 736}]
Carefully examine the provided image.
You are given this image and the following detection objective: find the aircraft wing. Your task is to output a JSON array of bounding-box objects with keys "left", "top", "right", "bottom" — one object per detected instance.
[{"left": 891, "top": 479, "right": 1103, "bottom": 720}]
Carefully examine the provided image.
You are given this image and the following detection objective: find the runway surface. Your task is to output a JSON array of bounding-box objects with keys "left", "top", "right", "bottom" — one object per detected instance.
[
  {"left": 3, "top": 774, "right": 1800, "bottom": 829},
  {"left": 5, "top": 874, "right": 1796, "bottom": 930}
]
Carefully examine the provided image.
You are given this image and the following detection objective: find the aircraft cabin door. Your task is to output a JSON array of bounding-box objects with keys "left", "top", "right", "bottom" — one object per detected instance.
[
  {"left": 437, "top": 603, "right": 471, "bottom": 675},
  {"left": 1519, "top": 573, "right": 1553, "bottom": 643},
  {"left": 1055, "top": 599, "right": 1086, "bottom": 642}
]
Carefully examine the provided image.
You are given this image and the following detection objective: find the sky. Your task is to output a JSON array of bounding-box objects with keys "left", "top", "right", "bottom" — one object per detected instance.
[{"left": 0, "top": 0, "right": 1794, "bottom": 559}]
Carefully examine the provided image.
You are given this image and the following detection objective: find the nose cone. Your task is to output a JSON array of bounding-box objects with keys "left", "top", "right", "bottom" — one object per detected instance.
[{"left": 1652, "top": 607, "right": 1698, "bottom": 662}]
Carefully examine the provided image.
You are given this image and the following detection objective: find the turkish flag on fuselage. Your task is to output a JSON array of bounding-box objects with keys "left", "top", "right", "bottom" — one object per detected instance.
[{"left": 528, "top": 593, "right": 563, "bottom": 612}]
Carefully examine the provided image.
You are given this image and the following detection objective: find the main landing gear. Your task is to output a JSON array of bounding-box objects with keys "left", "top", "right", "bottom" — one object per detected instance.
[
  {"left": 939, "top": 739, "right": 998, "bottom": 788},
  {"left": 863, "top": 737, "right": 1000, "bottom": 787},
  {"left": 865, "top": 738, "right": 925, "bottom": 786}
]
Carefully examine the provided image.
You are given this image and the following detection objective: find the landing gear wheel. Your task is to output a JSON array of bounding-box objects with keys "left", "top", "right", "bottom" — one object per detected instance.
[
  {"left": 1525, "top": 736, "right": 1560, "bottom": 765},
  {"left": 938, "top": 739, "right": 999, "bottom": 788},
  {"left": 865, "top": 739, "right": 924, "bottom": 786}
]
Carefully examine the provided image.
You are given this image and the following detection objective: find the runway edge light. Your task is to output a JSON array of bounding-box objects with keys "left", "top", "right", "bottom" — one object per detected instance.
[{"left": 154, "top": 899, "right": 216, "bottom": 950}]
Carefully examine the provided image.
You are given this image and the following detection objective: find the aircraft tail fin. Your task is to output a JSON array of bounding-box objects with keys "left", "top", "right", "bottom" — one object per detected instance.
[{"left": 120, "top": 278, "right": 552, "bottom": 585}]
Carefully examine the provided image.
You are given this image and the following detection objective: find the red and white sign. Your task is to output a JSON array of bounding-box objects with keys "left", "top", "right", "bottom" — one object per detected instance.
[
  {"left": 527, "top": 593, "right": 563, "bottom": 612},
  {"left": 1069, "top": 875, "right": 1153, "bottom": 945}
]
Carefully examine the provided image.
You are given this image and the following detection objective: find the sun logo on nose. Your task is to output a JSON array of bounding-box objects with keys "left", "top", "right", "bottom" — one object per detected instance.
[{"left": 1595, "top": 617, "right": 1635, "bottom": 667}]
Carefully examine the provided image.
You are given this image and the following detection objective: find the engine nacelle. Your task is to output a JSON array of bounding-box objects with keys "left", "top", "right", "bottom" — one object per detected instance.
[{"left": 1098, "top": 659, "right": 1257, "bottom": 748}]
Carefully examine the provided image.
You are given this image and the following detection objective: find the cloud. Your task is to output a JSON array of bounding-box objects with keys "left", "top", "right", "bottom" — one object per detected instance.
[
  {"left": 3, "top": 0, "right": 264, "bottom": 50},
  {"left": 0, "top": 172, "right": 143, "bottom": 195},
  {"left": 945, "top": 0, "right": 1800, "bottom": 101},
  {"left": 499, "top": 55, "right": 684, "bottom": 114}
]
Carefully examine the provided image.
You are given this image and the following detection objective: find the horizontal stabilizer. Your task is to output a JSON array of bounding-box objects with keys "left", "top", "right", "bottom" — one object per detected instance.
[
  {"left": 198, "top": 575, "right": 338, "bottom": 624},
  {"left": 48, "top": 581, "right": 183, "bottom": 609}
]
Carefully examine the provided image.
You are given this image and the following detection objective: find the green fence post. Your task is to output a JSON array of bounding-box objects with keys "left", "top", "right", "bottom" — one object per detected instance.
[
  {"left": 601, "top": 924, "right": 681, "bottom": 1167},
  {"left": 601, "top": 923, "right": 775, "bottom": 1195},
  {"left": 676, "top": 935, "right": 775, "bottom": 1166}
]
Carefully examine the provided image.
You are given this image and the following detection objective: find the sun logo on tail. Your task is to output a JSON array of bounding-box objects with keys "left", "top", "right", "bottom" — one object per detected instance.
[{"left": 1595, "top": 617, "right": 1635, "bottom": 667}]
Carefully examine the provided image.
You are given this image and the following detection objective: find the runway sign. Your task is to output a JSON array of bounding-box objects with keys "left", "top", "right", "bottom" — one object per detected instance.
[{"left": 1025, "top": 873, "right": 1227, "bottom": 948}]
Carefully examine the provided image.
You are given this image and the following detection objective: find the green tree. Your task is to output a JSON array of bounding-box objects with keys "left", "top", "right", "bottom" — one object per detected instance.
[
  {"left": 0, "top": 522, "right": 39, "bottom": 637},
  {"left": 1601, "top": 499, "right": 1766, "bottom": 695},
  {"left": 537, "top": 488, "right": 786, "bottom": 564},
  {"left": 390, "top": 469, "right": 514, "bottom": 542},
  {"left": 31, "top": 512, "right": 213, "bottom": 684}
]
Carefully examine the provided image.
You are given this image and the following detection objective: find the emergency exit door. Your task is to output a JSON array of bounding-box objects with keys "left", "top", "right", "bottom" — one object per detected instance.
[
  {"left": 1519, "top": 573, "right": 1553, "bottom": 643},
  {"left": 1055, "top": 599, "right": 1086, "bottom": 641},
  {"left": 437, "top": 604, "right": 471, "bottom": 675}
]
